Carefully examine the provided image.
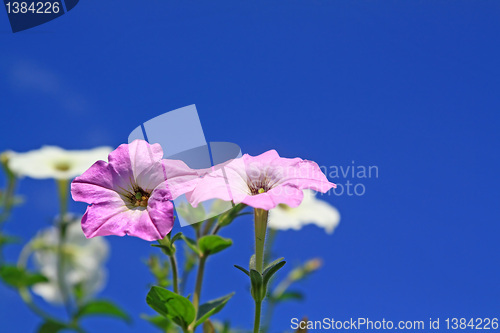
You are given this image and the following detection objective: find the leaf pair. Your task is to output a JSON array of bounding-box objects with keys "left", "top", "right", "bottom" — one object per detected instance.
[
  {"left": 234, "top": 257, "right": 286, "bottom": 302},
  {"left": 146, "top": 286, "right": 233, "bottom": 331},
  {"left": 153, "top": 232, "right": 184, "bottom": 256}
]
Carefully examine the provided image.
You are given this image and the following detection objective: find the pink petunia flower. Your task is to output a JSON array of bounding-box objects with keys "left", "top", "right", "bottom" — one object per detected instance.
[
  {"left": 71, "top": 140, "right": 198, "bottom": 241},
  {"left": 187, "top": 150, "right": 336, "bottom": 210}
]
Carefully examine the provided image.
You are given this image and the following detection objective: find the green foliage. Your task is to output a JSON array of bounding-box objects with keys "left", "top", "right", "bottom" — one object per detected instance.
[
  {"left": 146, "top": 286, "right": 196, "bottom": 330},
  {"left": 0, "top": 265, "right": 48, "bottom": 288},
  {"left": 141, "top": 314, "right": 175, "bottom": 332},
  {"left": 235, "top": 257, "right": 286, "bottom": 303},
  {"left": 195, "top": 293, "right": 234, "bottom": 327},
  {"left": 0, "top": 233, "right": 19, "bottom": 247},
  {"left": 146, "top": 255, "right": 171, "bottom": 288},
  {"left": 153, "top": 232, "right": 183, "bottom": 256},
  {"left": 198, "top": 235, "right": 232, "bottom": 256},
  {"left": 76, "top": 299, "right": 131, "bottom": 323},
  {"left": 271, "top": 290, "right": 304, "bottom": 302},
  {"left": 37, "top": 321, "right": 67, "bottom": 333},
  {"left": 216, "top": 204, "right": 247, "bottom": 228},
  {"left": 181, "top": 234, "right": 201, "bottom": 256}
]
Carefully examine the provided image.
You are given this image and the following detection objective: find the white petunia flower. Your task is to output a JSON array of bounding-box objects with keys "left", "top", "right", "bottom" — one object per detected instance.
[
  {"left": 8, "top": 146, "right": 112, "bottom": 180},
  {"left": 268, "top": 190, "right": 340, "bottom": 234},
  {"left": 31, "top": 217, "right": 109, "bottom": 304}
]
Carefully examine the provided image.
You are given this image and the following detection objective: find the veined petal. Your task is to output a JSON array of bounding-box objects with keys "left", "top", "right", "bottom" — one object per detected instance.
[
  {"left": 128, "top": 140, "right": 164, "bottom": 182},
  {"left": 71, "top": 160, "right": 124, "bottom": 204},
  {"left": 280, "top": 160, "right": 335, "bottom": 193},
  {"left": 186, "top": 161, "right": 249, "bottom": 207},
  {"left": 81, "top": 200, "right": 133, "bottom": 238},
  {"left": 241, "top": 185, "right": 303, "bottom": 210},
  {"left": 162, "top": 159, "right": 202, "bottom": 200}
]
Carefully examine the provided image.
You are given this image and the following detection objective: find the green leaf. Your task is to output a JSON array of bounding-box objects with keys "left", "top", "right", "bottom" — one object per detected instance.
[
  {"left": 233, "top": 265, "right": 249, "bottom": 277},
  {"left": 0, "top": 234, "right": 20, "bottom": 247},
  {"left": 198, "top": 235, "right": 232, "bottom": 256},
  {"left": 264, "top": 257, "right": 285, "bottom": 272},
  {"left": 77, "top": 299, "right": 131, "bottom": 323},
  {"left": 263, "top": 260, "right": 286, "bottom": 287},
  {"left": 170, "top": 232, "right": 183, "bottom": 245},
  {"left": 181, "top": 235, "right": 201, "bottom": 256},
  {"left": 146, "top": 286, "right": 196, "bottom": 330},
  {"left": 272, "top": 290, "right": 304, "bottom": 302},
  {"left": 195, "top": 292, "right": 234, "bottom": 327},
  {"left": 37, "top": 321, "right": 66, "bottom": 333},
  {"left": 249, "top": 269, "right": 264, "bottom": 302},
  {"left": 151, "top": 243, "right": 174, "bottom": 256},
  {"left": 0, "top": 265, "right": 48, "bottom": 288},
  {"left": 141, "top": 314, "right": 173, "bottom": 331},
  {"left": 216, "top": 203, "right": 246, "bottom": 227}
]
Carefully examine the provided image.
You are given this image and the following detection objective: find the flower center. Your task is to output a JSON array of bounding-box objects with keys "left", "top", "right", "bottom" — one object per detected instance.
[
  {"left": 134, "top": 191, "right": 149, "bottom": 207},
  {"left": 124, "top": 186, "right": 150, "bottom": 208},
  {"left": 249, "top": 182, "right": 270, "bottom": 195},
  {"left": 54, "top": 161, "right": 71, "bottom": 172}
]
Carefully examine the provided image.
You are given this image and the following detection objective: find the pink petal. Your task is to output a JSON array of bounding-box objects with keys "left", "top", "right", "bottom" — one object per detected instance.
[
  {"left": 162, "top": 159, "right": 202, "bottom": 200},
  {"left": 241, "top": 184, "right": 304, "bottom": 210},
  {"left": 186, "top": 171, "right": 234, "bottom": 207},
  {"left": 81, "top": 200, "right": 132, "bottom": 238},
  {"left": 71, "top": 160, "right": 123, "bottom": 204},
  {"left": 280, "top": 160, "right": 336, "bottom": 193}
]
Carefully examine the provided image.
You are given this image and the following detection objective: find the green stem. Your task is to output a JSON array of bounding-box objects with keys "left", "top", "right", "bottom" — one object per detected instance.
[
  {"left": 188, "top": 255, "right": 207, "bottom": 333},
  {"left": 168, "top": 254, "right": 179, "bottom": 294},
  {"left": 202, "top": 218, "right": 215, "bottom": 236},
  {"left": 0, "top": 176, "right": 17, "bottom": 224},
  {"left": 252, "top": 208, "right": 269, "bottom": 333},
  {"left": 192, "top": 256, "right": 206, "bottom": 310},
  {"left": 254, "top": 300, "right": 263, "bottom": 333},
  {"left": 254, "top": 209, "right": 268, "bottom": 273},
  {"left": 57, "top": 179, "right": 69, "bottom": 218},
  {"left": 263, "top": 228, "right": 277, "bottom": 267},
  {"left": 211, "top": 223, "right": 222, "bottom": 235},
  {"left": 17, "top": 244, "right": 75, "bottom": 329},
  {"left": 56, "top": 179, "right": 72, "bottom": 318}
]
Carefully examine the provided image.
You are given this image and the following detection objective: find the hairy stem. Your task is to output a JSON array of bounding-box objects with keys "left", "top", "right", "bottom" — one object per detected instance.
[
  {"left": 254, "top": 209, "right": 268, "bottom": 273},
  {"left": 254, "top": 300, "right": 263, "bottom": 333}
]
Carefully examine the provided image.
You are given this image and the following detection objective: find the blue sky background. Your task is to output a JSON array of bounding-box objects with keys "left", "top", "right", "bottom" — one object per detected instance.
[{"left": 1, "top": 1, "right": 500, "bottom": 332}]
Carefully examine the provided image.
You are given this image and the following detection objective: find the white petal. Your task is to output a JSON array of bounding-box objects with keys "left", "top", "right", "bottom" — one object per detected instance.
[
  {"left": 268, "top": 190, "right": 340, "bottom": 234},
  {"left": 8, "top": 146, "right": 111, "bottom": 180},
  {"left": 31, "top": 217, "right": 110, "bottom": 304}
]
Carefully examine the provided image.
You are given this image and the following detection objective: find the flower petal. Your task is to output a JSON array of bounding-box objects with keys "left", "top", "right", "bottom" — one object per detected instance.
[
  {"left": 71, "top": 160, "right": 124, "bottom": 204},
  {"left": 241, "top": 185, "right": 304, "bottom": 210},
  {"left": 81, "top": 200, "right": 132, "bottom": 238},
  {"left": 280, "top": 160, "right": 335, "bottom": 193}
]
